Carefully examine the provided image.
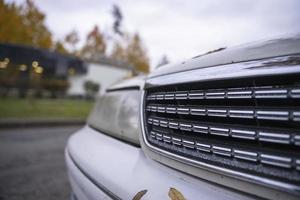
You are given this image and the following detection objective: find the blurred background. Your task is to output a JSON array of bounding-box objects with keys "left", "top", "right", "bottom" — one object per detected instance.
[
  {"left": 1, "top": 0, "right": 300, "bottom": 121},
  {"left": 0, "top": 0, "right": 300, "bottom": 199},
  {"left": 0, "top": 0, "right": 151, "bottom": 122}
]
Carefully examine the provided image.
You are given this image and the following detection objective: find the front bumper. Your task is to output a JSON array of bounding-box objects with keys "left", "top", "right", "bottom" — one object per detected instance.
[{"left": 66, "top": 126, "right": 254, "bottom": 200}]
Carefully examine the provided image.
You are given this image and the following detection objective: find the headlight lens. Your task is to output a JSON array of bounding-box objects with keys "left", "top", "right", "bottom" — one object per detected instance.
[{"left": 87, "top": 90, "right": 141, "bottom": 145}]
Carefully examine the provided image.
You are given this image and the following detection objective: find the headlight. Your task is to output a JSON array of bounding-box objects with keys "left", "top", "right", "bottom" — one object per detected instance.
[{"left": 87, "top": 89, "right": 141, "bottom": 146}]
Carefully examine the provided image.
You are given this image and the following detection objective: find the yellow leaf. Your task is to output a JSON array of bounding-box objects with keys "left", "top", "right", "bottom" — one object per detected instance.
[
  {"left": 132, "top": 189, "right": 147, "bottom": 200},
  {"left": 168, "top": 187, "right": 186, "bottom": 200}
]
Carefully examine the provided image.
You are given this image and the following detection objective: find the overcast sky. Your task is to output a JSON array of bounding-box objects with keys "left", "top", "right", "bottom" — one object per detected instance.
[{"left": 8, "top": 0, "right": 300, "bottom": 69}]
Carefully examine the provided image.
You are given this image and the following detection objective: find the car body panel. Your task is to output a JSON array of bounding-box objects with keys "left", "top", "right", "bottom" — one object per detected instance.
[
  {"left": 140, "top": 35, "right": 300, "bottom": 199},
  {"left": 66, "top": 35, "right": 300, "bottom": 200},
  {"left": 139, "top": 92, "right": 300, "bottom": 199},
  {"left": 146, "top": 54, "right": 300, "bottom": 88},
  {"left": 149, "top": 34, "right": 300, "bottom": 78},
  {"left": 106, "top": 76, "right": 145, "bottom": 91},
  {"left": 141, "top": 55, "right": 300, "bottom": 200},
  {"left": 66, "top": 153, "right": 112, "bottom": 200},
  {"left": 66, "top": 126, "right": 256, "bottom": 200}
]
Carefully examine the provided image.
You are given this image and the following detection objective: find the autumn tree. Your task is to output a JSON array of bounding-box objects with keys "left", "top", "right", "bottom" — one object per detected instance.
[
  {"left": 110, "top": 5, "right": 127, "bottom": 66},
  {"left": 22, "top": 0, "right": 52, "bottom": 48},
  {"left": 111, "top": 42, "right": 126, "bottom": 61},
  {"left": 109, "top": 4, "right": 150, "bottom": 73},
  {"left": 0, "top": 0, "right": 28, "bottom": 45},
  {"left": 54, "top": 41, "right": 68, "bottom": 54},
  {"left": 0, "top": 0, "right": 53, "bottom": 49},
  {"left": 64, "top": 30, "right": 79, "bottom": 54},
  {"left": 126, "top": 33, "right": 150, "bottom": 73},
  {"left": 110, "top": 33, "right": 150, "bottom": 73},
  {"left": 81, "top": 25, "right": 106, "bottom": 59},
  {"left": 111, "top": 4, "right": 123, "bottom": 36}
]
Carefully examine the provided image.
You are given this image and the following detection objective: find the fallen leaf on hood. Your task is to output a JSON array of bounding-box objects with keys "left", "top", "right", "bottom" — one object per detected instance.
[
  {"left": 132, "top": 189, "right": 147, "bottom": 200},
  {"left": 168, "top": 187, "right": 186, "bottom": 200}
]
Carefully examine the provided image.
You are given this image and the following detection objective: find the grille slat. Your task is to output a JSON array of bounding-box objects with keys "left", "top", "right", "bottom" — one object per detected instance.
[
  {"left": 148, "top": 129, "right": 299, "bottom": 169},
  {"left": 147, "top": 129, "right": 298, "bottom": 170},
  {"left": 146, "top": 85, "right": 300, "bottom": 101},
  {"left": 146, "top": 105, "right": 299, "bottom": 121},
  {"left": 143, "top": 78, "right": 300, "bottom": 187},
  {"left": 147, "top": 116, "right": 299, "bottom": 146},
  {"left": 233, "top": 150, "right": 258, "bottom": 162}
]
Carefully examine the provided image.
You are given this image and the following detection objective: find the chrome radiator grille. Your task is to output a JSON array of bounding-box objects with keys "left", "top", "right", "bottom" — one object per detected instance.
[{"left": 143, "top": 75, "right": 300, "bottom": 185}]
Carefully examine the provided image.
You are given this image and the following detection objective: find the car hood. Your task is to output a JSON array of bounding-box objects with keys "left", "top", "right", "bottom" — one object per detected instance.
[{"left": 149, "top": 33, "right": 300, "bottom": 78}]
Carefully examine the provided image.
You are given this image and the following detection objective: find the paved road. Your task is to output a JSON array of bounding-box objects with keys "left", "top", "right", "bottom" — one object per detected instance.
[{"left": 0, "top": 126, "right": 82, "bottom": 200}]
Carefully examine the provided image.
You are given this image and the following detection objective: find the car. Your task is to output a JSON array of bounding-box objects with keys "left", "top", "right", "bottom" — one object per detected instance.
[{"left": 65, "top": 34, "right": 300, "bottom": 200}]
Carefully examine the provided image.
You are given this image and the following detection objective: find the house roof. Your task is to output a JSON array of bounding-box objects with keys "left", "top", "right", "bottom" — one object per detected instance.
[
  {"left": 0, "top": 43, "right": 87, "bottom": 75},
  {"left": 84, "top": 54, "right": 134, "bottom": 71}
]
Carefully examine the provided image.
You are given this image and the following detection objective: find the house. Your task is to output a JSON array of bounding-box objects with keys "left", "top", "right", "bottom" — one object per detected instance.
[
  {"left": 67, "top": 56, "right": 134, "bottom": 95},
  {"left": 0, "top": 43, "right": 87, "bottom": 78},
  {"left": 0, "top": 43, "right": 134, "bottom": 97}
]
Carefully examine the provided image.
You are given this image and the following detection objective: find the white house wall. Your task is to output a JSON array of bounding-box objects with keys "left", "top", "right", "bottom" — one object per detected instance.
[{"left": 67, "top": 63, "right": 130, "bottom": 96}]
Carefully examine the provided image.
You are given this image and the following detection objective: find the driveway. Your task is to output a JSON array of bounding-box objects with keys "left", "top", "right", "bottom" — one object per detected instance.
[{"left": 0, "top": 126, "right": 81, "bottom": 200}]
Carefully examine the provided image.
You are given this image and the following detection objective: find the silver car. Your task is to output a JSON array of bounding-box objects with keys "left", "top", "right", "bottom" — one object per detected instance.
[{"left": 65, "top": 34, "right": 300, "bottom": 200}]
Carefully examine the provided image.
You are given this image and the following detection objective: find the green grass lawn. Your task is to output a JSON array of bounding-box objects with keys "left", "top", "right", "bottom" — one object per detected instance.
[{"left": 0, "top": 98, "right": 94, "bottom": 119}]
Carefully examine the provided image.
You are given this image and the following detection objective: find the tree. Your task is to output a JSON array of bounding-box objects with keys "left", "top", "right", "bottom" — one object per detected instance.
[
  {"left": 109, "top": 4, "right": 151, "bottom": 73},
  {"left": 110, "top": 33, "right": 150, "bottom": 73},
  {"left": 21, "top": 0, "right": 52, "bottom": 48},
  {"left": 54, "top": 41, "right": 68, "bottom": 54},
  {"left": 126, "top": 33, "right": 150, "bottom": 73},
  {"left": 0, "top": 0, "right": 27, "bottom": 45},
  {"left": 64, "top": 30, "right": 79, "bottom": 54},
  {"left": 84, "top": 80, "right": 100, "bottom": 99},
  {"left": 111, "top": 4, "right": 123, "bottom": 36},
  {"left": 42, "top": 79, "right": 70, "bottom": 98},
  {"left": 156, "top": 55, "right": 170, "bottom": 68},
  {"left": 0, "top": 57, "right": 18, "bottom": 97},
  {"left": 0, "top": 0, "right": 53, "bottom": 49},
  {"left": 111, "top": 41, "right": 126, "bottom": 61},
  {"left": 81, "top": 25, "right": 106, "bottom": 59}
]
